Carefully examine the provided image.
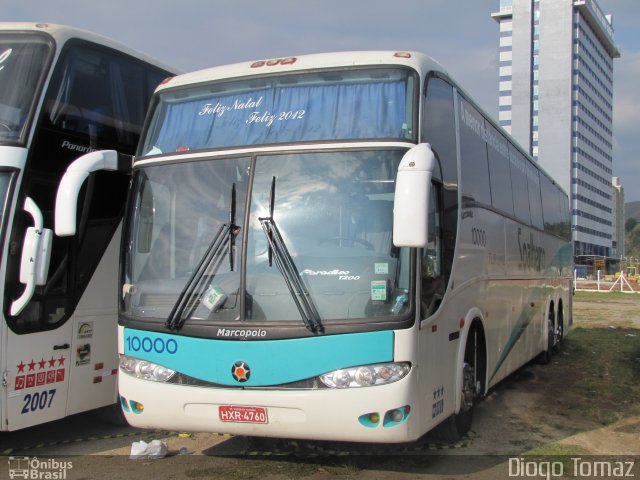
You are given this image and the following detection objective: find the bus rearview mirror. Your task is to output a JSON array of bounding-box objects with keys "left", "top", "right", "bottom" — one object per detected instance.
[
  {"left": 55, "top": 150, "right": 131, "bottom": 236},
  {"left": 393, "top": 143, "right": 436, "bottom": 248}
]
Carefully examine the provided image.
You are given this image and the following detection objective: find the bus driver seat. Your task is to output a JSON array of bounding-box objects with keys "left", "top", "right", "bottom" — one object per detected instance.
[{"left": 357, "top": 199, "right": 394, "bottom": 254}]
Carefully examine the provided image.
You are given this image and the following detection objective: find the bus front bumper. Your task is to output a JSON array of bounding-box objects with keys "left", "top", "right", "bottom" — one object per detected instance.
[{"left": 118, "top": 373, "right": 420, "bottom": 443}]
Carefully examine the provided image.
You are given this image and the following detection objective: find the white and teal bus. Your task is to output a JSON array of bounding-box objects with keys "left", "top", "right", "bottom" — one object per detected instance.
[
  {"left": 0, "top": 23, "right": 174, "bottom": 430},
  {"left": 57, "top": 51, "right": 573, "bottom": 442}
]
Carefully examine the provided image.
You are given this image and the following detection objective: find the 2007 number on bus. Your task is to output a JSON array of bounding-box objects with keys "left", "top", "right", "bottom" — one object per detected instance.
[{"left": 21, "top": 389, "right": 56, "bottom": 414}]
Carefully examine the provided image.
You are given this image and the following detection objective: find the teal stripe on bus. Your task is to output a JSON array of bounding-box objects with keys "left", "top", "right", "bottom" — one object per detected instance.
[
  {"left": 488, "top": 302, "right": 539, "bottom": 383},
  {"left": 123, "top": 329, "right": 394, "bottom": 386},
  {"left": 489, "top": 286, "right": 549, "bottom": 383}
]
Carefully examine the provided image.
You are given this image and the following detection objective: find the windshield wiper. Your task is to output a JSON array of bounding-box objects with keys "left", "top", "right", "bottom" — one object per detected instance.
[
  {"left": 259, "top": 177, "right": 323, "bottom": 334},
  {"left": 166, "top": 184, "right": 239, "bottom": 331}
]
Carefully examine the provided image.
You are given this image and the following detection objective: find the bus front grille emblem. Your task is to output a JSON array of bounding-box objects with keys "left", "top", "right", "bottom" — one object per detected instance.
[{"left": 231, "top": 361, "right": 250, "bottom": 382}]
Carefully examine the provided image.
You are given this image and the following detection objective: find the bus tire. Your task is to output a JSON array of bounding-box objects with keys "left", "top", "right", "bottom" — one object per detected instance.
[
  {"left": 553, "top": 301, "right": 564, "bottom": 354},
  {"left": 432, "top": 323, "right": 485, "bottom": 442},
  {"left": 537, "top": 304, "right": 556, "bottom": 364}
]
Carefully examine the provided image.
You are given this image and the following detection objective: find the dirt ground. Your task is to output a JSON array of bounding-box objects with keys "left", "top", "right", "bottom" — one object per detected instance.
[{"left": 2, "top": 292, "right": 639, "bottom": 479}]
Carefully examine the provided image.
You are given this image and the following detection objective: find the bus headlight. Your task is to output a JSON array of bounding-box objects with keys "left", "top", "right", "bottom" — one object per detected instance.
[
  {"left": 119, "top": 355, "right": 175, "bottom": 382},
  {"left": 319, "top": 362, "right": 411, "bottom": 388}
]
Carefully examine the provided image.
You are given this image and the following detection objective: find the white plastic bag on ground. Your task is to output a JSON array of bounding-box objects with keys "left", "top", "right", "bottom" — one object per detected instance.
[{"left": 129, "top": 439, "right": 169, "bottom": 460}]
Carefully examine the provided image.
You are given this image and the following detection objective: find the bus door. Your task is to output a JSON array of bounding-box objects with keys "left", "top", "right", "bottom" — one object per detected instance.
[
  {"left": 1, "top": 186, "right": 72, "bottom": 429},
  {"left": 0, "top": 164, "right": 69, "bottom": 431},
  {"left": 3, "top": 182, "right": 123, "bottom": 431}
]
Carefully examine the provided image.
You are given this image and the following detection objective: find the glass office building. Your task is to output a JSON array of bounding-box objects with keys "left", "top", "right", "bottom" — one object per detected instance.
[{"left": 492, "top": 0, "right": 620, "bottom": 257}]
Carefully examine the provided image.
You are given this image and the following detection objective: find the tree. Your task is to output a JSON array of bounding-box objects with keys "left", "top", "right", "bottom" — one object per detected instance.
[
  {"left": 626, "top": 217, "right": 638, "bottom": 233},
  {"left": 626, "top": 224, "right": 640, "bottom": 258}
]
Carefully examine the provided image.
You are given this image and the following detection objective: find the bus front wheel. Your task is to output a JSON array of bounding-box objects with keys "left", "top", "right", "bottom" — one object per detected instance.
[
  {"left": 450, "top": 361, "right": 476, "bottom": 437},
  {"left": 433, "top": 323, "right": 485, "bottom": 442}
]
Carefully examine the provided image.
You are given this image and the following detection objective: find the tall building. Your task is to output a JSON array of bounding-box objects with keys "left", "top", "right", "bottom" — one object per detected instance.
[
  {"left": 612, "top": 176, "right": 625, "bottom": 259},
  {"left": 492, "top": 0, "right": 620, "bottom": 258}
]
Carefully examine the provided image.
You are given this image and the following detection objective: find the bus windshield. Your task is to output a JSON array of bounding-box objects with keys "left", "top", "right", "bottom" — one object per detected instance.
[
  {"left": 0, "top": 33, "right": 52, "bottom": 144},
  {"left": 141, "top": 68, "right": 416, "bottom": 155},
  {"left": 122, "top": 150, "right": 411, "bottom": 329}
]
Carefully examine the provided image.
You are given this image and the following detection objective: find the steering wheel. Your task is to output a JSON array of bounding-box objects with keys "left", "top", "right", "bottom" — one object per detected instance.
[{"left": 318, "top": 236, "right": 374, "bottom": 250}]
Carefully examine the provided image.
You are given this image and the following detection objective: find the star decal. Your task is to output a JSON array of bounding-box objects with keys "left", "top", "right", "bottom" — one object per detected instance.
[
  {"left": 17, "top": 361, "right": 25, "bottom": 373},
  {"left": 48, "top": 357, "right": 56, "bottom": 368},
  {"left": 38, "top": 358, "right": 47, "bottom": 370},
  {"left": 57, "top": 355, "right": 66, "bottom": 367},
  {"left": 28, "top": 359, "right": 36, "bottom": 371}
]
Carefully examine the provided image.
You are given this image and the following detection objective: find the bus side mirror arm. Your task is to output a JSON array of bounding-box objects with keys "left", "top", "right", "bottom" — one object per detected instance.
[
  {"left": 393, "top": 143, "right": 436, "bottom": 248},
  {"left": 55, "top": 150, "right": 132, "bottom": 236},
  {"left": 11, "top": 197, "right": 53, "bottom": 316}
]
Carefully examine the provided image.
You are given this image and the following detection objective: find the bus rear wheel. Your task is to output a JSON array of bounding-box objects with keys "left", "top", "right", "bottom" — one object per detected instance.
[
  {"left": 553, "top": 302, "right": 564, "bottom": 354},
  {"left": 538, "top": 305, "right": 556, "bottom": 364}
]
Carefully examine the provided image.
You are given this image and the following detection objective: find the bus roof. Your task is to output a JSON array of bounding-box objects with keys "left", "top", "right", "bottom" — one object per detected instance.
[
  {"left": 0, "top": 22, "right": 176, "bottom": 74},
  {"left": 158, "top": 51, "right": 447, "bottom": 91}
]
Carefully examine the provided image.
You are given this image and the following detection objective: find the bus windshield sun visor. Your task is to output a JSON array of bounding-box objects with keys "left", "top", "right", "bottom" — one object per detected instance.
[
  {"left": 259, "top": 176, "right": 323, "bottom": 334},
  {"left": 165, "top": 184, "right": 239, "bottom": 331}
]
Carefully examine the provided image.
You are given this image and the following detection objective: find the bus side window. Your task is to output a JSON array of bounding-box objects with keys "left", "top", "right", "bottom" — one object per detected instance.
[
  {"left": 421, "top": 185, "right": 444, "bottom": 317},
  {"left": 485, "top": 121, "right": 514, "bottom": 216},
  {"left": 458, "top": 94, "right": 492, "bottom": 207},
  {"left": 540, "top": 174, "right": 564, "bottom": 237},
  {"left": 509, "top": 145, "right": 531, "bottom": 224},
  {"left": 527, "top": 162, "right": 544, "bottom": 230}
]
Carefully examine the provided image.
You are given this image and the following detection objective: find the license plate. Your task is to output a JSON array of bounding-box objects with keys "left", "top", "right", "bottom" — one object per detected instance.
[{"left": 219, "top": 405, "right": 268, "bottom": 424}]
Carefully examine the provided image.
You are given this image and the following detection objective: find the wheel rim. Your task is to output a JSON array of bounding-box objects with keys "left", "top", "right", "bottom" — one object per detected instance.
[
  {"left": 460, "top": 362, "right": 475, "bottom": 413},
  {"left": 554, "top": 311, "right": 564, "bottom": 352}
]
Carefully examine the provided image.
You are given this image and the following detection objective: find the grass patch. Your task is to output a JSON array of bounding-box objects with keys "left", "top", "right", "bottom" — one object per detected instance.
[
  {"left": 574, "top": 290, "right": 640, "bottom": 303},
  {"left": 525, "top": 443, "right": 591, "bottom": 457},
  {"left": 551, "top": 326, "right": 640, "bottom": 426},
  {"left": 523, "top": 443, "right": 593, "bottom": 473}
]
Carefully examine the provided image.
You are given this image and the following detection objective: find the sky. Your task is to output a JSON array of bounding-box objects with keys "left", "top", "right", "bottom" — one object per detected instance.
[{"left": 3, "top": 0, "right": 639, "bottom": 201}]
